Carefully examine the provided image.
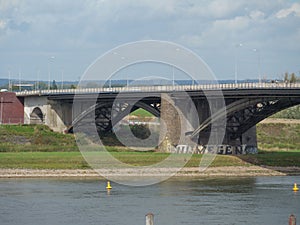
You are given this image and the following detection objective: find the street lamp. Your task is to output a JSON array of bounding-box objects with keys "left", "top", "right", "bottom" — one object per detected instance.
[
  {"left": 61, "top": 68, "right": 64, "bottom": 89},
  {"left": 18, "top": 70, "right": 21, "bottom": 92},
  {"left": 48, "top": 56, "right": 55, "bottom": 90},
  {"left": 0, "top": 97, "right": 3, "bottom": 124},
  {"left": 172, "top": 66, "right": 175, "bottom": 89},
  {"left": 253, "top": 48, "right": 261, "bottom": 84},
  {"left": 36, "top": 69, "right": 40, "bottom": 91},
  {"left": 234, "top": 43, "right": 243, "bottom": 84},
  {"left": 8, "top": 69, "right": 11, "bottom": 92}
]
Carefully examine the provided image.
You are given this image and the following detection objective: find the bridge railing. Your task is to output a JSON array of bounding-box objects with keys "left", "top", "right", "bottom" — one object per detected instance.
[{"left": 16, "top": 82, "right": 300, "bottom": 96}]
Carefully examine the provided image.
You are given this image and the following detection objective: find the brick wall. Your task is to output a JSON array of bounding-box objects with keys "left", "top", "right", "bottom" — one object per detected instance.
[{"left": 0, "top": 92, "right": 24, "bottom": 124}]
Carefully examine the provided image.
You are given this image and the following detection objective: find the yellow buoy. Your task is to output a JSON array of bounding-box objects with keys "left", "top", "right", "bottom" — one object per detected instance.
[
  {"left": 293, "top": 183, "right": 299, "bottom": 192},
  {"left": 106, "top": 181, "right": 112, "bottom": 190}
]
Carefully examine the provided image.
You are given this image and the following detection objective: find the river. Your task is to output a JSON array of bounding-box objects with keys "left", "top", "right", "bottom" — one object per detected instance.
[{"left": 0, "top": 176, "right": 299, "bottom": 225}]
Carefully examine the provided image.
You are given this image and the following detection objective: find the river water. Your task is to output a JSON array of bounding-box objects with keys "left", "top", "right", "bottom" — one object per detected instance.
[{"left": 0, "top": 176, "right": 299, "bottom": 225}]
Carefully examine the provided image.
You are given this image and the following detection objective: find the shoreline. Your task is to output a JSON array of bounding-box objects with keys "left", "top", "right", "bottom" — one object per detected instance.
[{"left": 1, "top": 166, "right": 300, "bottom": 178}]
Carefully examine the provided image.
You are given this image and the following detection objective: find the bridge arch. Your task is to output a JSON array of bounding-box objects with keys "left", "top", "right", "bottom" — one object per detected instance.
[
  {"left": 30, "top": 107, "right": 44, "bottom": 124},
  {"left": 70, "top": 100, "right": 160, "bottom": 133},
  {"left": 191, "top": 97, "right": 300, "bottom": 144},
  {"left": 231, "top": 98, "right": 300, "bottom": 137}
]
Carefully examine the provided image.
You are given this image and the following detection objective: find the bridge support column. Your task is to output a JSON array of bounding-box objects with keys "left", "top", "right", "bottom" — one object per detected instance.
[
  {"left": 47, "top": 100, "right": 73, "bottom": 133},
  {"left": 159, "top": 93, "right": 181, "bottom": 152},
  {"left": 225, "top": 126, "right": 258, "bottom": 154},
  {"left": 241, "top": 126, "right": 258, "bottom": 154},
  {"left": 194, "top": 98, "right": 227, "bottom": 146},
  {"left": 159, "top": 93, "right": 196, "bottom": 152}
]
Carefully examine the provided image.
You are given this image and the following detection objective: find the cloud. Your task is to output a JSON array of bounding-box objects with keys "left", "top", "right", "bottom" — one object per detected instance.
[
  {"left": 0, "top": 19, "right": 6, "bottom": 29},
  {"left": 0, "top": 0, "right": 20, "bottom": 11},
  {"left": 249, "top": 10, "right": 265, "bottom": 21},
  {"left": 207, "top": 0, "right": 243, "bottom": 18},
  {"left": 276, "top": 3, "right": 300, "bottom": 18},
  {"left": 0, "top": 0, "right": 299, "bottom": 80}
]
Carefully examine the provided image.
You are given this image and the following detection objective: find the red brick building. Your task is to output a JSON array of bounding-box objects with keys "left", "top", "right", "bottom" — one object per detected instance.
[{"left": 0, "top": 92, "right": 24, "bottom": 124}]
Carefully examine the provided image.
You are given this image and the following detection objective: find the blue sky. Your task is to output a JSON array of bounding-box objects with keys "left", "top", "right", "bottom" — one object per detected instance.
[{"left": 0, "top": 0, "right": 299, "bottom": 82}]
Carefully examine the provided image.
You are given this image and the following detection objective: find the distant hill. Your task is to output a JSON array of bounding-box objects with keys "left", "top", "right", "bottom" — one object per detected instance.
[{"left": 0, "top": 79, "right": 8, "bottom": 86}]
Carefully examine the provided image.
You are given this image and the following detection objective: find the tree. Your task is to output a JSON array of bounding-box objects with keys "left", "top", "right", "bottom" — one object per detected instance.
[
  {"left": 283, "top": 72, "right": 298, "bottom": 83},
  {"left": 85, "top": 82, "right": 99, "bottom": 88},
  {"left": 34, "top": 81, "right": 47, "bottom": 90},
  {"left": 290, "top": 73, "right": 297, "bottom": 83},
  {"left": 51, "top": 80, "right": 58, "bottom": 90},
  {"left": 284, "top": 72, "right": 289, "bottom": 83}
]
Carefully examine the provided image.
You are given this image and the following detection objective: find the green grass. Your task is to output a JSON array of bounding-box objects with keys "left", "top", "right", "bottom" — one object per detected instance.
[
  {"left": 239, "top": 150, "right": 300, "bottom": 167},
  {"left": 130, "top": 108, "right": 154, "bottom": 118},
  {"left": 1, "top": 123, "right": 300, "bottom": 169},
  {"left": 271, "top": 105, "right": 300, "bottom": 119},
  {"left": 2, "top": 120, "right": 300, "bottom": 152},
  {"left": 257, "top": 123, "right": 300, "bottom": 150},
  {"left": 1, "top": 150, "right": 300, "bottom": 169},
  {"left": 0, "top": 152, "right": 88, "bottom": 169},
  {"left": 0, "top": 124, "right": 78, "bottom": 152}
]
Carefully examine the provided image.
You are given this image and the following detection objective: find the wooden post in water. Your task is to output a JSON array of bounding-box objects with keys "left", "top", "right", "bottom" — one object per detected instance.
[
  {"left": 289, "top": 214, "right": 296, "bottom": 225},
  {"left": 146, "top": 213, "right": 154, "bottom": 225}
]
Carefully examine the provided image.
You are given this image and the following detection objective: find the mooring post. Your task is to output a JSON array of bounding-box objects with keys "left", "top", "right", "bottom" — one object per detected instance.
[
  {"left": 289, "top": 214, "right": 296, "bottom": 225},
  {"left": 146, "top": 213, "right": 154, "bottom": 225}
]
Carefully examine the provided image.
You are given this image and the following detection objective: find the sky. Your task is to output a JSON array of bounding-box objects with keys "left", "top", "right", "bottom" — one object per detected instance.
[{"left": 0, "top": 0, "right": 299, "bottom": 82}]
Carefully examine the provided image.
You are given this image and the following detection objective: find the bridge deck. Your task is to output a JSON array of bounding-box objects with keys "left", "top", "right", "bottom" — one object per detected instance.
[{"left": 16, "top": 82, "right": 300, "bottom": 97}]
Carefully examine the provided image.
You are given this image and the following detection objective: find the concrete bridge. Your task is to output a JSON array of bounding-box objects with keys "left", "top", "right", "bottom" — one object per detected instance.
[{"left": 16, "top": 82, "right": 300, "bottom": 153}]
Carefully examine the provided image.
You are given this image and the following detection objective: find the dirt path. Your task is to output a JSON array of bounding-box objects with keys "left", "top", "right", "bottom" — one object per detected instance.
[{"left": 1, "top": 166, "right": 300, "bottom": 178}]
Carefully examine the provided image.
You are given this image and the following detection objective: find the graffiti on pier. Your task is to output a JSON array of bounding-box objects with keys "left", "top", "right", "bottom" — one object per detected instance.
[{"left": 169, "top": 144, "right": 258, "bottom": 155}]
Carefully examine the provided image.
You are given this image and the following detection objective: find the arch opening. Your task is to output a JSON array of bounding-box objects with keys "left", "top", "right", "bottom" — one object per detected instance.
[
  {"left": 30, "top": 107, "right": 44, "bottom": 124},
  {"left": 69, "top": 101, "right": 160, "bottom": 133}
]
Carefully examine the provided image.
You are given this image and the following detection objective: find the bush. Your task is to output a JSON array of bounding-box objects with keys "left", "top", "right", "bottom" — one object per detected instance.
[{"left": 130, "top": 124, "right": 151, "bottom": 139}]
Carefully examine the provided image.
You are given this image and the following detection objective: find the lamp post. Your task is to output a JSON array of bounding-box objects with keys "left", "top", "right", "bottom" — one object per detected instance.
[
  {"left": 8, "top": 69, "right": 11, "bottom": 92},
  {"left": 48, "top": 56, "right": 55, "bottom": 90},
  {"left": 18, "top": 70, "right": 21, "bottom": 92},
  {"left": 234, "top": 43, "right": 243, "bottom": 84},
  {"left": 36, "top": 69, "right": 40, "bottom": 91},
  {"left": 0, "top": 97, "right": 3, "bottom": 124},
  {"left": 253, "top": 48, "right": 261, "bottom": 84},
  {"left": 61, "top": 68, "right": 64, "bottom": 89},
  {"left": 172, "top": 66, "right": 175, "bottom": 89}
]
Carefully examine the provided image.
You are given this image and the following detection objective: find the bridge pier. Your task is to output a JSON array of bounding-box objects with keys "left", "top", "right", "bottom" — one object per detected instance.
[
  {"left": 47, "top": 100, "right": 73, "bottom": 133},
  {"left": 159, "top": 93, "right": 181, "bottom": 152},
  {"left": 241, "top": 126, "right": 258, "bottom": 153},
  {"left": 158, "top": 94, "right": 258, "bottom": 153},
  {"left": 24, "top": 96, "right": 72, "bottom": 133},
  {"left": 159, "top": 93, "right": 197, "bottom": 152}
]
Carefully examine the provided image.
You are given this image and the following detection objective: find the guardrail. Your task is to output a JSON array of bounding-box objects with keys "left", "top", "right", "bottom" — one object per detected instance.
[{"left": 16, "top": 82, "right": 300, "bottom": 96}]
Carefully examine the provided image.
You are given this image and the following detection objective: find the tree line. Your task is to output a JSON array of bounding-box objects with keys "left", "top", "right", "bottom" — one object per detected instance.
[
  {"left": 283, "top": 72, "right": 298, "bottom": 83},
  {"left": 0, "top": 80, "right": 77, "bottom": 91}
]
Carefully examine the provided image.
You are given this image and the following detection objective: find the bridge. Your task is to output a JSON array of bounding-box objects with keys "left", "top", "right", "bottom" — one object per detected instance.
[{"left": 16, "top": 82, "right": 300, "bottom": 153}]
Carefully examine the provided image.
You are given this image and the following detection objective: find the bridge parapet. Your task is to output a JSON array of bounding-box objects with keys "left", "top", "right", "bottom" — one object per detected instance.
[{"left": 16, "top": 82, "right": 300, "bottom": 97}]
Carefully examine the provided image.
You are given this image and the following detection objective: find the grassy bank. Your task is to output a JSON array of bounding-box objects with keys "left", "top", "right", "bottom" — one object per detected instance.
[
  {"left": 1, "top": 150, "right": 300, "bottom": 169},
  {"left": 0, "top": 125, "right": 78, "bottom": 152},
  {"left": 271, "top": 105, "right": 300, "bottom": 119},
  {"left": 0, "top": 123, "right": 300, "bottom": 170},
  {"left": 2, "top": 122, "right": 300, "bottom": 152},
  {"left": 257, "top": 122, "right": 300, "bottom": 150},
  {"left": 130, "top": 108, "right": 154, "bottom": 118}
]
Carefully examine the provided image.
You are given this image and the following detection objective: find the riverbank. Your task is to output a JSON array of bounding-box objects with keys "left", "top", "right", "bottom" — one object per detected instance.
[
  {"left": 1, "top": 123, "right": 300, "bottom": 178},
  {"left": 1, "top": 166, "right": 300, "bottom": 178}
]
